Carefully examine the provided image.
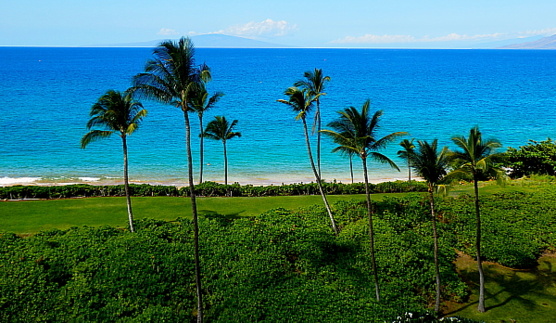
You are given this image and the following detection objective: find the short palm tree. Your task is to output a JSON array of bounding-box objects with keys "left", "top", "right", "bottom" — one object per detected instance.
[
  {"left": 322, "top": 100, "right": 406, "bottom": 301},
  {"left": 407, "top": 139, "right": 449, "bottom": 312},
  {"left": 294, "top": 68, "right": 331, "bottom": 178},
  {"left": 398, "top": 138, "right": 415, "bottom": 181},
  {"left": 188, "top": 82, "right": 224, "bottom": 184},
  {"left": 132, "top": 36, "right": 209, "bottom": 322},
  {"left": 277, "top": 86, "right": 339, "bottom": 235},
  {"left": 202, "top": 116, "right": 241, "bottom": 187},
  {"left": 81, "top": 89, "right": 147, "bottom": 233},
  {"left": 449, "top": 126, "right": 505, "bottom": 313}
]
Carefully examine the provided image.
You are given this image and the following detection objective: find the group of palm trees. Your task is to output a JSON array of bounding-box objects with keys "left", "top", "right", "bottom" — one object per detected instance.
[
  {"left": 81, "top": 37, "right": 241, "bottom": 321},
  {"left": 81, "top": 36, "right": 504, "bottom": 319},
  {"left": 279, "top": 68, "right": 504, "bottom": 314}
]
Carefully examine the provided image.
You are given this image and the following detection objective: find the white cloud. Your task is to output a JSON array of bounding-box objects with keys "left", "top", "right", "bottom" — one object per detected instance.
[
  {"left": 517, "top": 28, "right": 556, "bottom": 37},
  {"left": 332, "top": 32, "right": 507, "bottom": 44},
  {"left": 157, "top": 28, "right": 179, "bottom": 36},
  {"left": 218, "top": 19, "right": 297, "bottom": 38}
]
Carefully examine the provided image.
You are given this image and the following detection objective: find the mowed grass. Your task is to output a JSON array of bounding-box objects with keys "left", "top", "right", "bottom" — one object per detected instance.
[
  {"left": 445, "top": 254, "right": 556, "bottom": 322},
  {"left": 0, "top": 194, "right": 379, "bottom": 234}
]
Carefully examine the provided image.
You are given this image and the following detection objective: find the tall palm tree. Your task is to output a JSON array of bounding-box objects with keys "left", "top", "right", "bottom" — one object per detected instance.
[
  {"left": 322, "top": 100, "right": 406, "bottom": 301},
  {"left": 132, "top": 36, "right": 209, "bottom": 322},
  {"left": 202, "top": 116, "right": 241, "bottom": 187},
  {"left": 449, "top": 126, "right": 505, "bottom": 313},
  {"left": 277, "top": 86, "right": 339, "bottom": 235},
  {"left": 407, "top": 139, "right": 449, "bottom": 312},
  {"left": 188, "top": 82, "right": 224, "bottom": 184},
  {"left": 294, "top": 68, "right": 331, "bottom": 178},
  {"left": 398, "top": 138, "right": 415, "bottom": 181},
  {"left": 81, "top": 90, "right": 147, "bottom": 233}
]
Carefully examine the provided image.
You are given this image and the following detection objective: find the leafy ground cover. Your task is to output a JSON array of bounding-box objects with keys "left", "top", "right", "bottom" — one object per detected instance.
[{"left": 1, "top": 177, "right": 555, "bottom": 321}]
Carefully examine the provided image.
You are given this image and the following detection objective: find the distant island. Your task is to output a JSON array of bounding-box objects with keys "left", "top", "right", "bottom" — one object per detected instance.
[
  {"left": 112, "top": 34, "right": 288, "bottom": 48},
  {"left": 499, "top": 34, "right": 556, "bottom": 49}
]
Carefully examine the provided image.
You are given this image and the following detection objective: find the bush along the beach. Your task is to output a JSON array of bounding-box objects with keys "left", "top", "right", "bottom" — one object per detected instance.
[
  {"left": 502, "top": 138, "right": 556, "bottom": 178},
  {"left": 0, "top": 180, "right": 426, "bottom": 200}
]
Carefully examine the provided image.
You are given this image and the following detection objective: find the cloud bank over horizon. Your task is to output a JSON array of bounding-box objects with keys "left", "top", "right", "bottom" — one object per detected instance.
[{"left": 331, "top": 28, "right": 556, "bottom": 45}]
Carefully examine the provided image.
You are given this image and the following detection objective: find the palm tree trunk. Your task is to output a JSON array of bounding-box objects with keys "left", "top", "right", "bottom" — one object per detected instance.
[
  {"left": 122, "top": 135, "right": 135, "bottom": 233},
  {"left": 474, "top": 175, "right": 486, "bottom": 313},
  {"left": 316, "top": 101, "right": 322, "bottom": 179},
  {"left": 302, "top": 117, "right": 338, "bottom": 235},
  {"left": 362, "top": 157, "right": 380, "bottom": 302},
  {"left": 184, "top": 110, "right": 204, "bottom": 322},
  {"left": 408, "top": 160, "right": 412, "bottom": 182},
  {"left": 349, "top": 154, "right": 354, "bottom": 184},
  {"left": 199, "top": 115, "right": 204, "bottom": 185},
  {"left": 223, "top": 140, "right": 228, "bottom": 186},
  {"left": 429, "top": 185, "right": 441, "bottom": 312}
]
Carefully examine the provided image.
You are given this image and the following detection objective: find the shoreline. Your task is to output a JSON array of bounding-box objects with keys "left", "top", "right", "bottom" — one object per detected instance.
[{"left": 0, "top": 173, "right": 415, "bottom": 188}]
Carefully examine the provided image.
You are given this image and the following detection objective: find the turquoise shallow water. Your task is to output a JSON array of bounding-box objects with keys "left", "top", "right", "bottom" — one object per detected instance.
[{"left": 1, "top": 47, "right": 555, "bottom": 186}]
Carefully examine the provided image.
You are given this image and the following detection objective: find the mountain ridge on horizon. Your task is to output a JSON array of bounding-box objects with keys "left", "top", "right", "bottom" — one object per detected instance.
[
  {"left": 110, "top": 34, "right": 289, "bottom": 48},
  {"left": 499, "top": 34, "right": 556, "bottom": 49}
]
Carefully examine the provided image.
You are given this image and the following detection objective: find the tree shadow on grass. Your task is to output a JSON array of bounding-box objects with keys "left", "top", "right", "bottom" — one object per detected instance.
[
  {"left": 445, "top": 258, "right": 556, "bottom": 316},
  {"left": 200, "top": 210, "right": 244, "bottom": 221}
]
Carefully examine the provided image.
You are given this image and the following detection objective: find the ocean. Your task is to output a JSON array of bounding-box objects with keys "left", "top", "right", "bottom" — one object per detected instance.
[{"left": 1, "top": 47, "right": 555, "bottom": 186}]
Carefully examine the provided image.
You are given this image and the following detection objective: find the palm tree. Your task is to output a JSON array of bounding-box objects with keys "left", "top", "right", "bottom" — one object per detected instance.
[
  {"left": 81, "top": 89, "right": 147, "bottom": 233},
  {"left": 277, "top": 86, "right": 339, "bottom": 235},
  {"left": 294, "top": 68, "right": 331, "bottom": 178},
  {"left": 407, "top": 139, "right": 449, "bottom": 312},
  {"left": 322, "top": 100, "right": 406, "bottom": 301},
  {"left": 188, "top": 82, "right": 224, "bottom": 184},
  {"left": 398, "top": 138, "right": 415, "bottom": 181},
  {"left": 449, "top": 126, "right": 505, "bottom": 313},
  {"left": 202, "top": 116, "right": 241, "bottom": 187},
  {"left": 132, "top": 36, "right": 209, "bottom": 322}
]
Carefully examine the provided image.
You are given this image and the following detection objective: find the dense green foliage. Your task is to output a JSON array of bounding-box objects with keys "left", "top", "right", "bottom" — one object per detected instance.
[
  {"left": 503, "top": 139, "right": 556, "bottom": 178},
  {"left": 0, "top": 180, "right": 427, "bottom": 199},
  {"left": 2, "top": 197, "right": 472, "bottom": 322},
  {"left": 441, "top": 190, "right": 556, "bottom": 268},
  {"left": 3, "top": 183, "right": 555, "bottom": 321}
]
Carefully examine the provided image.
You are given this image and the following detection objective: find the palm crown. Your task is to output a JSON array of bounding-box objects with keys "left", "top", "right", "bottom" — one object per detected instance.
[
  {"left": 324, "top": 100, "right": 405, "bottom": 167},
  {"left": 277, "top": 87, "right": 320, "bottom": 121},
  {"left": 81, "top": 90, "right": 147, "bottom": 147},
  {"left": 132, "top": 37, "right": 210, "bottom": 110}
]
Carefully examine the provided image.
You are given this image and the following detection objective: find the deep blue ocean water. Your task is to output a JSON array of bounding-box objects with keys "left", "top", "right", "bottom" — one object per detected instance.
[{"left": 1, "top": 47, "right": 555, "bottom": 186}]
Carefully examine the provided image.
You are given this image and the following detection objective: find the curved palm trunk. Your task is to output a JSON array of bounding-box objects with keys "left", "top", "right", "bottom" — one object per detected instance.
[
  {"left": 121, "top": 135, "right": 135, "bottom": 233},
  {"left": 428, "top": 184, "right": 441, "bottom": 312},
  {"left": 198, "top": 115, "right": 204, "bottom": 185},
  {"left": 362, "top": 157, "right": 380, "bottom": 302},
  {"left": 316, "top": 101, "right": 322, "bottom": 179},
  {"left": 349, "top": 154, "right": 354, "bottom": 184},
  {"left": 302, "top": 117, "right": 338, "bottom": 235},
  {"left": 473, "top": 175, "right": 486, "bottom": 313},
  {"left": 184, "top": 110, "right": 204, "bottom": 322}
]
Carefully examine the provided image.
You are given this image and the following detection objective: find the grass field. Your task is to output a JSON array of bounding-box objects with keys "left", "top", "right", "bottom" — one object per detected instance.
[
  {"left": 0, "top": 194, "right": 375, "bottom": 234},
  {"left": 445, "top": 253, "right": 556, "bottom": 322}
]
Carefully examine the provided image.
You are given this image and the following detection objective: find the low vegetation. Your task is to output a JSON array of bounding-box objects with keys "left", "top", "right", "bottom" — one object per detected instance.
[{"left": 1, "top": 178, "right": 555, "bottom": 321}]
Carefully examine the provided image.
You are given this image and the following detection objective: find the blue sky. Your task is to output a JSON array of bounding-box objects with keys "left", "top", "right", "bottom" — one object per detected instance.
[{"left": 2, "top": 0, "right": 556, "bottom": 47}]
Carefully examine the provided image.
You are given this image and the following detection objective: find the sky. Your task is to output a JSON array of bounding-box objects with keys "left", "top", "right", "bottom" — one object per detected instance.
[{"left": 2, "top": 0, "right": 556, "bottom": 48}]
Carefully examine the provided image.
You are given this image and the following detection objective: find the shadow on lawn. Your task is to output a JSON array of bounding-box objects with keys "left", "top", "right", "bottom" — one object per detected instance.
[
  {"left": 445, "top": 257, "right": 556, "bottom": 316},
  {"left": 200, "top": 210, "right": 244, "bottom": 221}
]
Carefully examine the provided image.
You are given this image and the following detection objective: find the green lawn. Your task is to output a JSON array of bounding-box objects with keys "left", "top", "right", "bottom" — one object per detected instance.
[
  {"left": 446, "top": 254, "right": 556, "bottom": 322},
  {"left": 0, "top": 194, "right": 376, "bottom": 234}
]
